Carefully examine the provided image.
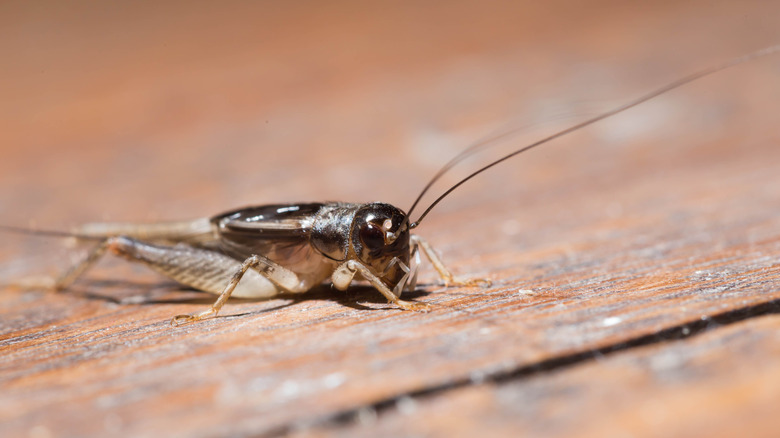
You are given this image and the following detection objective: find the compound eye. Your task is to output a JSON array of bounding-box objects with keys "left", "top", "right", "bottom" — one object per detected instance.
[{"left": 359, "top": 222, "right": 385, "bottom": 251}]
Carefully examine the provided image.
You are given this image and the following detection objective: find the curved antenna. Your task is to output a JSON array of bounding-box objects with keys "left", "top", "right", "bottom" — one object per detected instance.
[
  {"left": 404, "top": 112, "right": 587, "bottom": 222},
  {"left": 409, "top": 44, "right": 780, "bottom": 228}
]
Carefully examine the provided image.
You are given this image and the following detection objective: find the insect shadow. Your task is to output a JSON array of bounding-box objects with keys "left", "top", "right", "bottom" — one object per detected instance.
[{"left": 66, "top": 278, "right": 434, "bottom": 313}]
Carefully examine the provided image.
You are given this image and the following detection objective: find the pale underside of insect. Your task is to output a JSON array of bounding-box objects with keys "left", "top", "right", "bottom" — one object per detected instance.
[{"left": 3, "top": 45, "right": 779, "bottom": 325}]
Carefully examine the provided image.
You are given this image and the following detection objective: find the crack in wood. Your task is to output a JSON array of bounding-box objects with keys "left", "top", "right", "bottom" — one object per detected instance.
[{"left": 262, "top": 297, "right": 780, "bottom": 436}]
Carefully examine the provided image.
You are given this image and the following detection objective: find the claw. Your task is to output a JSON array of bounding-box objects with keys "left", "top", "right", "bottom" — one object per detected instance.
[
  {"left": 445, "top": 277, "right": 492, "bottom": 288},
  {"left": 464, "top": 277, "right": 492, "bottom": 288},
  {"left": 408, "top": 301, "right": 432, "bottom": 312},
  {"left": 170, "top": 308, "right": 216, "bottom": 326},
  {"left": 395, "top": 300, "right": 432, "bottom": 312},
  {"left": 171, "top": 314, "right": 196, "bottom": 326}
]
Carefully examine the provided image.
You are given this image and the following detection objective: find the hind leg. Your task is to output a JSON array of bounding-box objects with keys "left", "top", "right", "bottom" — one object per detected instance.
[
  {"left": 99, "top": 237, "right": 310, "bottom": 324},
  {"left": 15, "top": 235, "right": 310, "bottom": 324},
  {"left": 6, "top": 239, "right": 112, "bottom": 291}
]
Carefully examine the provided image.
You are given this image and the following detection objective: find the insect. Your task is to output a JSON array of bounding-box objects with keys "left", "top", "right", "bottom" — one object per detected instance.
[{"left": 3, "top": 45, "right": 778, "bottom": 325}]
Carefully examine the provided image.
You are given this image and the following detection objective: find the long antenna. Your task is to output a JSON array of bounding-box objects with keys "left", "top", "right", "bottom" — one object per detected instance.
[
  {"left": 404, "top": 112, "right": 585, "bottom": 222},
  {"left": 408, "top": 44, "right": 780, "bottom": 228}
]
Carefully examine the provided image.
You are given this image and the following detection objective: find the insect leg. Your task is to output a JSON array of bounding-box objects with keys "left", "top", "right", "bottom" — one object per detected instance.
[
  {"left": 55, "top": 239, "right": 113, "bottom": 290},
  {"left": 170, "top": 251, "right": 314, "bottom": 324},
  {"left": 411, "top": 235, "right": 491, "bottom": 287},
  {"left": 81, "top": 237, "right": 307, "bottom": 324},
  {"left": 7, "top": 238, "right": 114, "bottom": 291},
  {"left": 26, "top": 235, "right": 308, "bottom": 323},
  {"left": 7, "top": 219, "right": 215, "bottom": 291},
  {"left": 332, "top": 260, "right": 431, "bottom": 312}
]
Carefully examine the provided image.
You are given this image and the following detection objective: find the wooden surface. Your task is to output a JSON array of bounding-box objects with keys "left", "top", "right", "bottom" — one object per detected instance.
[{"left": 1, "top": 1, "right": 780, "bottom": 437}]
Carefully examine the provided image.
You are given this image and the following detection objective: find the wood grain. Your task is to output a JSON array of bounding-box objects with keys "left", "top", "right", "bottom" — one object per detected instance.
[
  {"left": 301, "top": 315, "right": 780, "bottom": 438},
  {"left": 1, "top": 1, "right": 779, "bottom": 437}
]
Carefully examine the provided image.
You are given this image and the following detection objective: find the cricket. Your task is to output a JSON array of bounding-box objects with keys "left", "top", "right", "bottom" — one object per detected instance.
[{"left": 3, "top": 45, "right": 778, "bottom": 325}]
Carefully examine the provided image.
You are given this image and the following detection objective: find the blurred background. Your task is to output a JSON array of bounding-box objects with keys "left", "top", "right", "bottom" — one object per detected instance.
[
  {"left": 2, "top": 2, "right": 780, "bottom": 436},
  {"left": 1, "top": 0, "right": 778, "bottom": 272}
]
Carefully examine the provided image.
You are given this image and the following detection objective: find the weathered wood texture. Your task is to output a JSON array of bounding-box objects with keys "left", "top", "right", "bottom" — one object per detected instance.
[
  {"left": 303, "top": 315, "right": 780, "bottom": 438},
  {"left": 1, "top": 1, "right": 779, "bottom": 437}
]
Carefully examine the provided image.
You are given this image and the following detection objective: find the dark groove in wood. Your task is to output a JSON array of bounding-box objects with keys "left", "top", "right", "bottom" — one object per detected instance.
[{"left": 266, "top": 297, "right": 780, "bottom": 436}]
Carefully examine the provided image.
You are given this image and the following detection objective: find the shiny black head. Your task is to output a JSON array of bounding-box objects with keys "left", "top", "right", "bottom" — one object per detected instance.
[{"left": 350, "top": 203, "right": 411, "bottom": 286}]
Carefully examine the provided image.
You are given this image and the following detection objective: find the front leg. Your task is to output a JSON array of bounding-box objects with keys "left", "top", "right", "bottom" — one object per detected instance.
[
  {"left": 332, "top": 260, "right": 431, "bottom": 312},
  {"left": 411, "top": 235, "right": 491, "bottom": 287}
]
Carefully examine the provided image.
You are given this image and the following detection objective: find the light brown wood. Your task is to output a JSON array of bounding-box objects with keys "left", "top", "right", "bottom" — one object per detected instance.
[
  {"left": 1, "top": 1, "right": 779, "bottom": 437},
  {"left": 302, "top": 315, "right": 780, "bottom": 438}
]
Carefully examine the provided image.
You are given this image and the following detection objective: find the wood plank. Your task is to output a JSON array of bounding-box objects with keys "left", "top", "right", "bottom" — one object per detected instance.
[
  {"left": 1, "top": 1, "right": 779, "bottom": 437},
  {"left": 2, "top": 151, "right": 779, "bottom": 436},
  {"left": 300, "top": 315, "right": 780, "bottom": 438}
]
